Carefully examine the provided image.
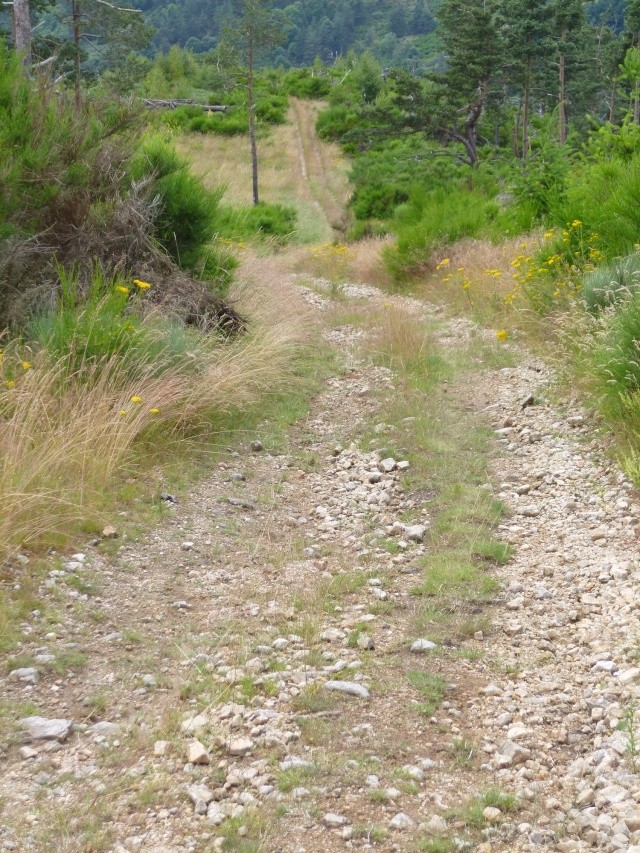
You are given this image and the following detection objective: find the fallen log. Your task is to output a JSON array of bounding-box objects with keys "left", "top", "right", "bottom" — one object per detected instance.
[{"left": 143, "top": 98, "right": 228, "bottom": 112}]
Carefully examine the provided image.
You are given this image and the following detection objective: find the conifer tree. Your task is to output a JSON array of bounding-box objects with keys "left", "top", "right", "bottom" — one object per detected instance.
[
  {"left": 496, "top": 0, "right": 553, "bottom": 157},
  {"left": 551, "top": 0, "right": 591, "bottom": 142},
  {"left": 435, "top": 0, "right": 502, "bottom": 165},
  {"left": 221, "top": 0, "right": 286, "bottom": 204}
]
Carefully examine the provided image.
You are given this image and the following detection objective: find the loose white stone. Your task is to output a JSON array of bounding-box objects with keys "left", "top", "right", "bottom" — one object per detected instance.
[
  {"left": 389, "top": 812, "right": 415, "bottom": 830},
  {"left": 323, "top": 680, "right": 370, "bottom": 699},
  {"left": 19, "top": 717, "right": 72, "bottom": 741},
  {"left": 323, "top": 813, "right": 350, "bottom": 828},
  {"left": 411, "top": 639, "right": 437, "bottom": 653},
  {"left": 186, "top": 739, "right": 210, "bottom": 765},
  {"left": 227, "top": 737, "right": 254, "bottom": 757}
]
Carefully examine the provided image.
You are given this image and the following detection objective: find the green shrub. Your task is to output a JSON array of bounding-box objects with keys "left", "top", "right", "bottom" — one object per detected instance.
[
  {"left": 284, "top": 69, "right": 331, "bottom": 99},
  {"left": 351, "top": 184, "right": 409, "bottom": 220},
  {"left": 509, "top": 138, "right": 569, "bottom": 221},
  {"left": 546, "top": 154, "right": 640, "bottom": 262},
  {"left": 383, "top": 187, "right": 499, "bottom": 281},
  {"left": 131, "top": 135, "right": 232, "bottom": 282},
  {"left": 159, "top": 106, "right": 249, "bottom": 135},
  {"left": 316, "top": 104, "right": 360, "bottom": 142}
]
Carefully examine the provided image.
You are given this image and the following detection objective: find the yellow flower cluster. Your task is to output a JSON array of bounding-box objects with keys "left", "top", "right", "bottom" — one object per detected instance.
[
  {"left": 118, "top": 397, "right": 160, "bottom": 418},
  {"left": 115, "top": 279, "right": 153, "bottom": 296},
  {"left": 1, "top": 352, "right": 33, "bottom": 391},
  {"left": 219, "top": 238, "right": 247, "bottom": 250},
  {"left": 310, "top": 242, "right": 349, "bottom": 259},
  {"left": 496, "top": 329, "right": 509, "bottom": 342}
]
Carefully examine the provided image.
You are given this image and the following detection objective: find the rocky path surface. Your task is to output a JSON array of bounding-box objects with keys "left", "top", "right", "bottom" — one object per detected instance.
[{"left": 2, "top": 279, "right": 640, "bottom": 853}]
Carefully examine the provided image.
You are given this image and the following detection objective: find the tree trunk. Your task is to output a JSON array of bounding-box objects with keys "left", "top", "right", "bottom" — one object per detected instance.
[
  {"left": 559, "top": 52, "right": 567, "bottom": 143},
  {"left": 247, "top": 27, "right": 259, "bottom": 206},
  {"left": 608, "top": 77, "right": 616, "bottom": 123},
  {"left": 72, "top": 0, "right": 81, "bottom": 107},
  {"left": 12, "top": 0, "right": 32, "bottom": 66},
  {"left": 637, "top": 33, "right": 640, "bottom": 125},
  {"left": 522, "top": 58, "right": 531, "bottom": 160}
]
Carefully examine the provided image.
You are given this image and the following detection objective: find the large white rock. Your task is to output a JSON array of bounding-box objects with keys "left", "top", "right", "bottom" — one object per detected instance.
[{"left": 19, "top": 717, "right": 72, "bottom": 741}]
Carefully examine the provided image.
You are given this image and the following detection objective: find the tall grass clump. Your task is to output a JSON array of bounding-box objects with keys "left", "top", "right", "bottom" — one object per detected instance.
[
  {"left": 589, "top": 292, "right": 640, "bottom": 417},
  {"left": 0, "top": 267, "right": 312, "bottom": 560},
  {"left": 582, "top": 253, "right": 640, "bottom": 313}
]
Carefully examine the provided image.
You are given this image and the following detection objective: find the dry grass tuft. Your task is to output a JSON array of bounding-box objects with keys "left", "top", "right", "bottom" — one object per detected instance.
[
  {"left": 345, "top": 236, "right": 394, "bottom": 288},
  {"left": 371, "top": 304, "right": 434, "bottom": 371},
  {"left": 0, "top": 268, "right": 312, "bottom": 560}
]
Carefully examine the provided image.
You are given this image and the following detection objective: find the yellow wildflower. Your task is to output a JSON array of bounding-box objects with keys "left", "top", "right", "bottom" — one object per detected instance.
[
  {"left": 5, "top": 379, "right": 15, "bottom": 389},
  {"left": 571, "top": 219, "right": 583, "bottom": 228},
  {"left": 119, "top": 409, "right": 128, "bottom": 416},
  {"left": 543, "top": 230, "right": 555, "bottom": 239},
  {"left": 436, "top": 258, "right": 450, "bottom": 270},
  {"left": 496, "top": 329, "right": 509, "bottom": 342},
  {"left": 21, "top": 361, "right": 32, "bottom": 371},
  {"left": 130, "top": 396, "right": 142, "bottom": 404},
  {"left": 116, "top": 286, "right": 130, "bottom": 295},
  {"left": 133, "top": 279, "right": 152, "bottom": 290},
  {"left": 149, "top": 407, "right": 160, "bottom": 415}
]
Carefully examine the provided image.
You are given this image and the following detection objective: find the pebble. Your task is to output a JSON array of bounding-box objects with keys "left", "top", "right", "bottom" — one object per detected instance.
[
  {"left": 323, "top": 813, "right": 350, "bottom": 828},
  {"left": 185, "top": 740, "right": 210, "bottom": 765},
  {"left": 406, "top": 524, "right": 428, "bottom": 542},
  {"left": 9, "top": 668, "right": 39, "bottom": 684},
  {"left": 227, "top": 737, "right": 254, "bottom": 757}
]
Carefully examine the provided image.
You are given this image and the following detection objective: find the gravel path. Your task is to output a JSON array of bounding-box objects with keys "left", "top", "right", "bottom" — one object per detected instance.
[{"left": 1, "top": 280, "right": 640, "bottom": 853}]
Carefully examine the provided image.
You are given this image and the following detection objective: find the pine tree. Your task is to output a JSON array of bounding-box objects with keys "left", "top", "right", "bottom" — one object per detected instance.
[
  {"left": 436, "top": 0, "right": 503, "bottom": 165},
  {"left": 221, "top": 0, "right": 286, "bottom": 204},
  {"left": 496, "top": 0, "right": 553, "bottom": 157},
  {"left": 551, "top": 0, "right": 591, "bottom": 142},
  {"left": 67, "top": 0, "right": 152, "bottom": 105}
]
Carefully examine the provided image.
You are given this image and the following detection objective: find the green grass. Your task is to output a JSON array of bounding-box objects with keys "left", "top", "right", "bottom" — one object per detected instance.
[
  {"left": 445, "top": 788, "right": 520, "bottom": 830},
  {"left": 406, "top": 670, "right": 447, "bottom": 716},
  {"left": 276, "top": 765, "right": 316, "bottom": 792}
]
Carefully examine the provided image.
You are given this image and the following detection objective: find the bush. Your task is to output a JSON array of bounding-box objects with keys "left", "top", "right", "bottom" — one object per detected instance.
[
  {"left": 26, "top": 269, "right": 202, "bottom": 376},
  {"left": 383, "top": 187, "right": 499, "bottom": 281},
  {"left": 547, "top": 153, "right": 640, "bottom": 262},
  {"left": 131, "top": 135, "right": 235, "bottom": 289},
  {"left": 159, "top": 106, "right": 249, "bottom": 135},
  {"left": 284, "top": 69, "right": 331, "bottom": 99}
]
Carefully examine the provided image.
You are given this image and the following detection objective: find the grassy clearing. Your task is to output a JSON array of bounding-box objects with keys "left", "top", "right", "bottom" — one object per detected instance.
[{"left": 177, "top": 99, "right": 350, "bottom": 246}]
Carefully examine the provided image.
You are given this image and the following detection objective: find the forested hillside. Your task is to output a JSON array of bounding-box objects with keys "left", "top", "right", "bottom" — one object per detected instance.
[
  {"left": 0, "top": 0, "right": 630, "bottom": 73},
  {"left": 138, "top": 0, "right": 443, "bottom": 69}
]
